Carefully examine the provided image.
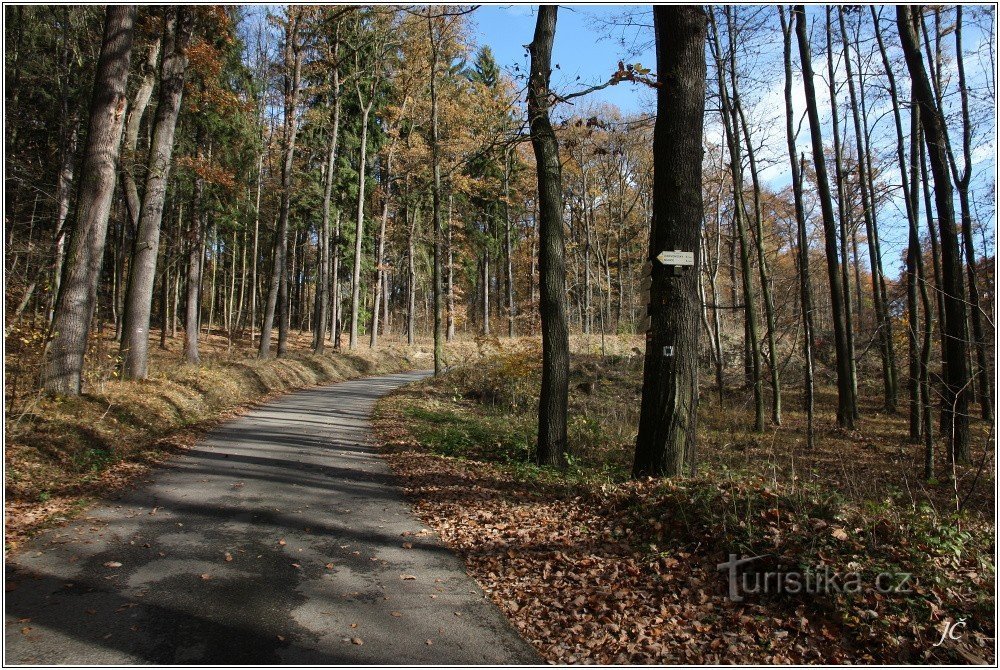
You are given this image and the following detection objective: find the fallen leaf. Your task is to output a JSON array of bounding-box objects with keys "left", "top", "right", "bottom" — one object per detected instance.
[
  {"left": 200, "top": 573, "right": 211, "bottom": 580},
  {"left": 224, "top": 552, "right": 233, "bottom": 562},
  {"left": 351, "top": 637, "right": 363, "bottom": 645},
  {"left": 325, "top": 563, "right": 334, "bottom": 569},
  {"left": 402, "top": 542, "right": 413, "bottom": 549},
  {"left": 103, "top": 561, "right": 122, "bottom": 569},
  {"left": 831, "top": 528, "right": 849, "bottom": 541},
  {"left": 391, "top": 611, "right": 402, "bottom": 617},
  {"left": 278, "top": 539, "right": 286, "bottom": 546},
  {"left": 400, "top": 574, "right": 416, "bottom": 580}
]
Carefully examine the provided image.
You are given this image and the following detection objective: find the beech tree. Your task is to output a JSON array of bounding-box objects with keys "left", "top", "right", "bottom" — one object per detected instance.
[
  {"left": 43, "top": 6, "right": 136, "bottom": 395},
  {"left": 120, "top": 7, "right": 195, "bottom": 379}
]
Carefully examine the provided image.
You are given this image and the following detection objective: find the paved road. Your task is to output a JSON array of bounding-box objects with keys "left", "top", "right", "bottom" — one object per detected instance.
[{"left": 5, "top": 371, "right": 540, "bottom": 665}]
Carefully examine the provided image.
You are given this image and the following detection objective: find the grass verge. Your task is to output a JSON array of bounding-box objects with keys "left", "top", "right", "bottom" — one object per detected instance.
[{"left": 4, "top": 329, "right": 449, "bottom": 547}]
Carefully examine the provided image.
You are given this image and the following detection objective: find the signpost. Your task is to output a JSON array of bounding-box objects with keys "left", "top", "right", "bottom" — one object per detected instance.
[
  {"left": 638, "top": 250, "right": 695, "bottom": 335},
  {"left": 656, "top": 250, "right": 695, "bottom": 266}
]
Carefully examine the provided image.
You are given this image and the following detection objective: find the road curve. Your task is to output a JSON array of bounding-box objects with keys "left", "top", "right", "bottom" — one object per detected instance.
[{"left": 5, "top": 370, "right": 540, "bottom": 665}]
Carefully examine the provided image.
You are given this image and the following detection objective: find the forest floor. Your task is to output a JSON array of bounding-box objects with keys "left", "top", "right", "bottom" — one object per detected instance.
[
  {"left": 373, "top": 336, "right": 996, "bottom": 664},
  {"left": 3, "top": 323, "right": 473, "bottom": 546}
]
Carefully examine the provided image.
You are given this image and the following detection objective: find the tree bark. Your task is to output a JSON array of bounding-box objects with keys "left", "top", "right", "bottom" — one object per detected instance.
[
  {"left": 527, "top": 5, "right": 570, "bottom": 468},
  {"left": 43, "top": 6, "right": 136, "bottom": 395},
  {"left": 121, "top": 7, "right": 194, "bottom": 379},
  {"left": 633, "top": 5, "right": 707, "bottom": 477}
]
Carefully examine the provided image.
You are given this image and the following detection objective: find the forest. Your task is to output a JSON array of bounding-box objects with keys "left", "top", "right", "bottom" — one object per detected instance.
[{"left": 3, "top": 4, "right": 997, "bottom": 665}]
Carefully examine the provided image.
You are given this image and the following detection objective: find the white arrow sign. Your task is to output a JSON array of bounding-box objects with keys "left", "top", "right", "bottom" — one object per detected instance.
[{"left": 657, "top": 250, "right": 695, "bottom": 266}]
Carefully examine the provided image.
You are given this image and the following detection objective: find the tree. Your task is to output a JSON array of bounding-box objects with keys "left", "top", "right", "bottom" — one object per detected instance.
[
  {"left": 632, "top": 5, "right": 707, "bottom": 477},
  {"left": 259, "top": 7, "right": 303, "bottom": 359},
  {"left": 527, "top": 5, "right": 569, "bottom": 468},
  {"left": 794, "top": 5, "right": 857, "bottom": 429},
  {"left": 897, "top": 5, "right": 972, "bottom": 464},
  {"left": 42, "top": 6, "right": 136, "bottom": 395},
  {"left": 120, "top": 7, "right": 195, "bottom": 379},
  {"left": 778, "top": 5, "right": 815, "bottom": 449}
]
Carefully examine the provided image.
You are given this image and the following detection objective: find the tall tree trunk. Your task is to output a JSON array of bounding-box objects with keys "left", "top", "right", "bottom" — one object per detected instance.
[
  {"left": 260, "top": 9, "right": 302, "bottom": 358},
  {"left": 349, "top": 97, "right": 372, "bottom": 349},
  {"left": 633, "top": 5, "right": 707, "bottom": 477},
  {"left": 121, "top": 7, "right": 193, "bottom": 379},
  {"left": 727, "top": 7, "right": 780, "bottom": 425},
  {"left": 948, "top": 7, "right": 992, "bottom": 422},
  {"left": 898, "top": 5, "right": 971, "bottom": 464},
  {"left": 794, "top": 5, "right": 856, "bottom": 428},
  {"left": 120, "top": 36, "right": 161, "bottom": 241},
  {"left": 446, "top": 195, "right": 455, "bottom": 341},
  {"left": 43, "top": 6, "right": 135, "bottom": 395},
  {"left": 315, "top": 59, "right": 341, "bottom": 354},
  {"left": 427, "top": 11, "right": 444, "bottom": 373},
  {"left": 779, "top": 6, "right": 815, "bottom": 449},
  {"left": 406, "top": 201, "right": 416, "bottom": 346},
  {"left": 839, "top": 8, "right": 897, "bottom": 413},
  {"left": 504, "top": 149, "right": 516, "bottom": 338},
  {"left": 527, "top": 5, "right": 570, "bottom": 468},
  {"left": 331, "top": 208, "right": 342, "bottom": 349},
  {"left": 708, "top": 10, "right": 763, "bottom": 432},
  {"left": 184, "top": 172, "right": 204, "bottom": 364}
]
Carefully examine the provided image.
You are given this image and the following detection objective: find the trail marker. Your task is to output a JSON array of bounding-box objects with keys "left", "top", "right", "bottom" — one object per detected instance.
[{"left": 657, "top": 250, "right": 695, "bottom": 266}]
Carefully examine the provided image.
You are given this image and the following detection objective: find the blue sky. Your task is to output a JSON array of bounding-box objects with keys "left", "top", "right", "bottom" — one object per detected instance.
[
  {"left": 472, "top": 5, "right": 657, "bottom": 114},
  {"left": 470, "top": 5, "right": 997, "bottom": 275}
]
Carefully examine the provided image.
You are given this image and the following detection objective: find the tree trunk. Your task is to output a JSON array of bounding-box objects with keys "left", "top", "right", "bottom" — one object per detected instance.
[
  {"left": 708, "top": 10, "right": 764, "bottom": 432},
  {"left": 779, "top": 6, "right": 815, "bottom": 449},
  {"left": 184, "top": 174, "right": 204, "bottom": 365},
  {"left": 316, "top": 60, "right": 341, "bottom": 354},
  {"left": 726, "top": 7, "right": 780, "bottom": 426},
  {"left": 794, "top": 5, "right": 856, "bottom": 428},
  {"left": 120, "top": 8, "right": 193, "bottom": 379},
  {"left": 839, "top": 8, "right": 897, "bottom": 413},
  {"left": 120, "top": 36, "right": 161, "bottom": 241},
  {"left": 949, "top": 7, "right": 992, "bottom": 422},
  {"left": 260, "top": 9, "right": 302, "bottom": 359},
  {"left": 527, "top": 5, "right": 570, "bottom": 468},
  {"left": 897, "top": 6, "right": 972, "bottom": 464},
  {"left": 349, "top": 98, "right": 372, "bottom": 349},
  {"left": 427, "top": 11, "right": 444, "bottom": 373},
  {"left": 43, "top": 6, "right": 135, "bottom": 395},
  {"left": 633, "top": 5, "right": 707, "bottom": 477},
  {"left": 825, "top": 7, "right": 860, "bottom": 421},
  {"left": 504, "top": 149, "right": 515, "bottom": 338}
]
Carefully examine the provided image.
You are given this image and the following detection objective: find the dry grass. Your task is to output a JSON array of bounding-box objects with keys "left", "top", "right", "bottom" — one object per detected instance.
[{"left": 3, "top": 323, "right": 478, "bottom": 545}]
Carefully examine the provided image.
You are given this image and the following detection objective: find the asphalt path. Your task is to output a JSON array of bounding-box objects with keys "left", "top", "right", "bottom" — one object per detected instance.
[{"left": 5, "top": 370, "right": 540, "bottom": 665}]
